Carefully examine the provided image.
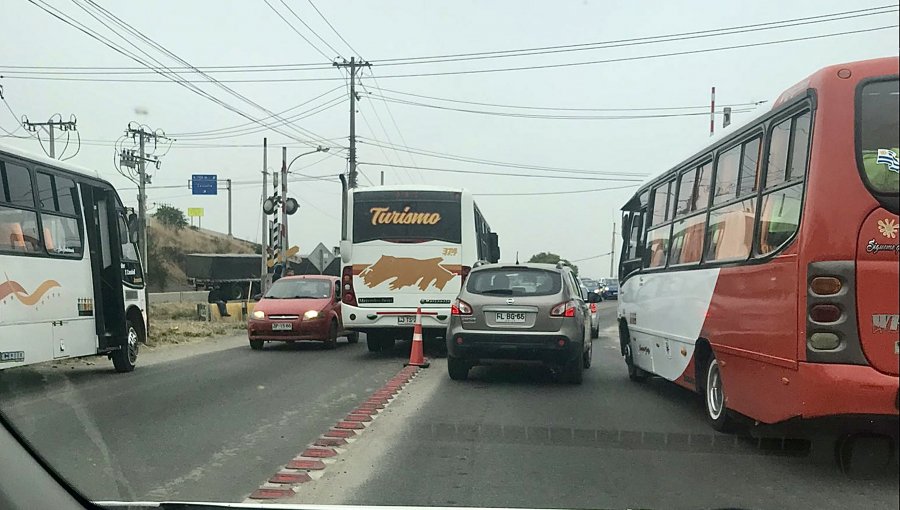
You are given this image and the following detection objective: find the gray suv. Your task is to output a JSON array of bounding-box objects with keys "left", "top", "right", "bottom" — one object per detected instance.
[{"left": 445, "top": 262, "right": 599, "bottom": 384}]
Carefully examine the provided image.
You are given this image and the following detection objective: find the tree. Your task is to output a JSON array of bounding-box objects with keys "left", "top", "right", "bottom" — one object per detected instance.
[
  {"left": 527, "top": 252, "right": 578, "bottom": 276},
  {"left": 153, "top": 204, "right": 188, "bottom": 230}
]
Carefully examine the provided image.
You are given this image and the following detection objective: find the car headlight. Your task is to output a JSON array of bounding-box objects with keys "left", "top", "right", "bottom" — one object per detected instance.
[
  {"left": 252, "top": 310, "right": 265, "bottom": 320},
  {"left": 303, "top": 310, "right": 320, "bottom": 320}
]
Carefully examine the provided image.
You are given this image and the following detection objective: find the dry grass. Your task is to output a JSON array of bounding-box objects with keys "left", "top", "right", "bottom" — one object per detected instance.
[{"left": 148, "top": 302, "right": 244, "bottom": 345}]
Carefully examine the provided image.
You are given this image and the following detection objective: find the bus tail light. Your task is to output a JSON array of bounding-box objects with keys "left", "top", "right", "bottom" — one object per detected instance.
[
  {"left": 551, "top": 300, "right": 576, "bottom": 318},
  {"left": 451, "top": 299, "right": 472, "bottom": 316},
  {"left": 342, "top": 266, "right": 357, "bottom": 306},
  {"left": 809, "top": 304, "right": 842, "bottom": 323}
]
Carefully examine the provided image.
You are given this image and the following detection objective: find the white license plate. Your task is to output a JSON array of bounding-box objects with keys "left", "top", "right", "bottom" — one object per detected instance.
[
  {"left": 272, "top": 322, "right": 293, "bottom": 331},
  {"left": 495, "top": 312, "right": 527, "bottom": 323},
  {"left": 397, "top": 316, "right": 416, "bottom": 326}
]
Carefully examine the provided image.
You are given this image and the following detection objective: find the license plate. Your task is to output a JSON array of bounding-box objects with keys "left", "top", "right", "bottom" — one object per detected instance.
[
  {"left": 272, "top": 322, "right": 293, "bottom": 331},
  {"left": 495, "top": 312, "right": 526, "bottom": 323},
  {"left": 397, "top": 316, "right": 416, "bottom": 326}
]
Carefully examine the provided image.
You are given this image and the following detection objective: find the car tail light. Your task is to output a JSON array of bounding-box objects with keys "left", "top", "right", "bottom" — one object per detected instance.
[
  {"left": 590, "top": 303, "right": 597, "bottom": 313},
  {"left": 809, "top": 304, "right": 841, "bottom": 323},
  {"left": 551, "top": 300, "right": 576, "bottom": 318},
  {"left": 451, "top": 299, "right": 472, "bottom": 316},
  {"left": 341, "top": 266, "right": 357, "bottom": 306},
  {"left": 460, "top": 265, "right": 471, "bottom": 284}
]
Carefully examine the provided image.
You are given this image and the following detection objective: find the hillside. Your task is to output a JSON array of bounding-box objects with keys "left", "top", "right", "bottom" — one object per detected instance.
[{"left": 146, "top": 218, "right": 260, "bottom": 292}]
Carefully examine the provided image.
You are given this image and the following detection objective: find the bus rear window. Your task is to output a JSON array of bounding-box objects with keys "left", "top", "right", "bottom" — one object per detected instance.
[
  {"left": 352, "top": 190, "right": 461, "bottom": 243},
  {"left": 858, "top": 78, "right": 899, "bottom": 196}
]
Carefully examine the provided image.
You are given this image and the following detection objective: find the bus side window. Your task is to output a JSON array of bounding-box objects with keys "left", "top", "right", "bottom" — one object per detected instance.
[{"left": 0, "top": 158, "right": 42, "bottom": 253}]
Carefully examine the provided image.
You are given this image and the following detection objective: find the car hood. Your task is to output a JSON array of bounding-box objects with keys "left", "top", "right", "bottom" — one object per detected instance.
[{"left": 255, "top": 297, "right": 332, "bottom": 315}]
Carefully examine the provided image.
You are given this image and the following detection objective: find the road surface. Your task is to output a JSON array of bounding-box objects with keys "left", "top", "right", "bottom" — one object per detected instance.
[{"left": 0, "top": 303, "right": 896, "bottom": 509}]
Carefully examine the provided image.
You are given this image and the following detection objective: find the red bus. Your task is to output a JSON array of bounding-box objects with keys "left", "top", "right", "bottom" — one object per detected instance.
[{"left": 617, "top": 57, "right": 899, "bottom": 436}]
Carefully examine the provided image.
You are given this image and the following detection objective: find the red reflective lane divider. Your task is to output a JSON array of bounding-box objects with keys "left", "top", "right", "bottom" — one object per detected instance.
[{"left": 247, "top": 365, "right": 422, "bottom": 501}]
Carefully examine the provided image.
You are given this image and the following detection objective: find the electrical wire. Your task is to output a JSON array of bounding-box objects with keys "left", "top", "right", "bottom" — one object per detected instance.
[
  {"left": 306, "top": 0, "right": 360, "bottom": 56},
  {"left": 278, "top": 0, "right": 343, "bottom": 58},
  {"left": 364, "top": 72, "right": 425, "bottom": 183},
  {"left": 359, "top": 162, "right": 648, "bottom": 182},
  {"left": 358, "top": 137, "right": 650, "bottom": 177},
  {"left": 262, "top": 0, "right": 333, "bottom": 61},
  {"left": 473, "top": 184, "right": 640, "bottom": 196}
]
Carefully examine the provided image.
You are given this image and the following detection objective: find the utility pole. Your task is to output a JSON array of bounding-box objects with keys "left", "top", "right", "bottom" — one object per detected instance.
[
  {"left": 226, "top": 178, "right": 233, "bottom": 237},
  {"left": 22, "top": 115, "right": 78, "bottom": 159},
  {"left": 709, "top": 86, "right": 716, "bottom": 137},
  {"left": 334, "top": 57, "right": 371, "bottom": 189},
  {"left": 281, "top": 147, "right": 288, "bottom": 268},
  {"left": 260, "top": 138, "right": 268, "bottom": 294},
  {"left": 610, "top": 222, "right": 617, "bottom": 277}
]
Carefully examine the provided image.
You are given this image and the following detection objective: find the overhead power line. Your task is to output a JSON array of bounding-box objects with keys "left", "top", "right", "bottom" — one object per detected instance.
[
  {"left": 359, "top": 162, "right": 647, "bottom": 182},
  {"left": 473, "top": 184, "right": 640, "bottom": 197},
  {"left": 370, "top": 86, "right": 766, "bottom": 112},
  {"left": 8, "top": 23, "right": 894, "bottom": 84},
  {"left": 263, "top": 0, "right": 333, "bottom": 60},
  {"left": 306, "top": 0, "right": 360, "bottom": 56},
  {"left": 3, "top": 5, "right": 894, "bottom": 75},
  {"left": 358, "top": 137, "right": 650, "bottom": 177},
  {"left": 278, "top": 0, "right": 344, "bottom": 57}
]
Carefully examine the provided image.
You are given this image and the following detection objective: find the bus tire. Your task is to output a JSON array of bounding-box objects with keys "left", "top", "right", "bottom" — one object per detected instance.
[
  {"left": 703, "top": 354, "right": 735, "bottom": 432},
  {"left": 347, "top": 331, "right": 360, "bottom": 344},
  {"left": 366, "top": 333, "right": 383, "bottom": 353},
  {"left": 112, "top": 318, "right": 140, "bottom": 373},
  {"left": 249, "top": 339, "right": 264, "bottom": 350},
  {"left": 324, "top": 320, "right": 338, "bottom": 350},
  {"left": 447, "top": 356, "right": 470, "bottom": 381},
  {"left": 624, "top": 343, "right": 647, "bottom": 382}
]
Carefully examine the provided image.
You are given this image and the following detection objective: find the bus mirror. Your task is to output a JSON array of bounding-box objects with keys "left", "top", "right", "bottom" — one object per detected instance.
[
  {"left": 339, "top": 240, "right": 351, "bottom": 263},
  {"left": 488, "top": 232, "right": 500, "bottom": 263},
  {"left": 127, "top": 213, "right": 139, "bottom": 243}
]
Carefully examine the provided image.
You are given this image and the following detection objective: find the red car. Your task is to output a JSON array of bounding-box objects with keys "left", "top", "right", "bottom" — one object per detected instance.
[{"left": 247, "top": 275, "right": 358, "bottom": 350}]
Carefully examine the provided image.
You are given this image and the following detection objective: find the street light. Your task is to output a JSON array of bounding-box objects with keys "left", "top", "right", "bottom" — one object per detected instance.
[{"left": 287, "top": 145, "right": 329, "bottom": 173}]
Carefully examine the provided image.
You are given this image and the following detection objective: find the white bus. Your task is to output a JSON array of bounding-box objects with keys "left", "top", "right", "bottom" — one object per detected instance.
[
  {"left": 339, "top": 185, "right": 500, "bottom": 352},
  {"left": 0, "top": 144, "right": 146, "bottom": 373}
]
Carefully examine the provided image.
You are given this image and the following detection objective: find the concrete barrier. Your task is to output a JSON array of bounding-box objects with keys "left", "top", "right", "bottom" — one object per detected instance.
[{"left": 148, "top": 291, "right": 209, "bottom": 304}]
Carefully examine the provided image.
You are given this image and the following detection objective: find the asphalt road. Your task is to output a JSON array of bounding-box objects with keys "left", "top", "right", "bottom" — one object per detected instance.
[
  {"left": 1, "top": 303, "right": 897, "bottom": 509},
  {"left": 291, "top": 302, "right": 899, "bottom": 510},
  {"left": 0, "top": 332, "right": 406, "bottom": 503}
]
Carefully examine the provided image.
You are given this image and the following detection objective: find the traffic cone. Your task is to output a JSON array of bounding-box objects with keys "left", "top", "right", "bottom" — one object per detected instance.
[{"left": 405, "top": 307, "right": 430, "bottom": 368}]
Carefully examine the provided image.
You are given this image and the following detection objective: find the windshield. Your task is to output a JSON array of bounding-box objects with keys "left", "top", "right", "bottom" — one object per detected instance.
[
  {"left": 467, "top": 268, "right": 562, "bottom": 296},
  {"left": 265, "top": 279, "right": 332, "bottom": 299},
  {"left": 858, "top": 78, "right": 900, "bottom": 196},
  {"left": 352, "top": 190, "right": 462, "bottom": 243},
  {"left": 0, "top": 5, "right": 897, "bottom": 510}
]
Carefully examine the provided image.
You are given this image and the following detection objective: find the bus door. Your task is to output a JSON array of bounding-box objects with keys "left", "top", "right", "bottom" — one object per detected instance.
[{"left": 80, "top": 184, "right": 126, "bottom": 351}]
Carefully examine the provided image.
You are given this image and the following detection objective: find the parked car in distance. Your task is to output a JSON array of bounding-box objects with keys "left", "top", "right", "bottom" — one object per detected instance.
[
  {"left": 598, "top": 277, "right": 619, "bottom": 300},
  {"left": 247, "top": 275, "right": 358, "bottom": 350},
  {"left": 446, "top": 262, "right": 599, "bottom": 384}
]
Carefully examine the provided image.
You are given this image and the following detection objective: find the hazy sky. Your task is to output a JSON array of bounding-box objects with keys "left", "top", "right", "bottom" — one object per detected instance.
[{"left": 1, "top": 1, "right": 897, "bottom": 277}]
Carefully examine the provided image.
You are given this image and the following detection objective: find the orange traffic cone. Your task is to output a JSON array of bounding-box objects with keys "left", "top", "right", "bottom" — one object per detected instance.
[{"left": 405, "top": 307, "right": 430, "bottom": 368}]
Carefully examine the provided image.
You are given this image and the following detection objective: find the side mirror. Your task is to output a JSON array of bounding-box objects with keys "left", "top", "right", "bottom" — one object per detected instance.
[
  {"left": 252, "top": 293, "right": 263, "bottom": 301},
  {"left": 340, "top": 240, "right": 352, "bottom": 264},
  {"left": 127, "top": 213, "right": 140, "bottom": 243},
  {"left": 488, "top": 232, "right": 500, "bottom": 263},
  {"left": 586, "top": 292, "right": 602, "bottom": 304}
]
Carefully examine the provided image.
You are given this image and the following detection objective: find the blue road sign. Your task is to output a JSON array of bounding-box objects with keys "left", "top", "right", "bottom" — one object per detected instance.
[{"left": 191, "top": 174, "right": 218, "bottom": 195}]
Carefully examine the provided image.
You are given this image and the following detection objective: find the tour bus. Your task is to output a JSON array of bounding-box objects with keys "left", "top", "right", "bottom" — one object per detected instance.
[
  {"left": 0, "top": 143, "right": 146, "bottom": 373},
  {"left": 340, "top": 185, "right": 500, "bottom": 353},
  {"left": 617, "top": 57, "right": 898, "bottom": 435}
]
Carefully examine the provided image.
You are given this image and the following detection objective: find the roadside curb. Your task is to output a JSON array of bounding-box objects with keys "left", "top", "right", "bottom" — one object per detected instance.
[{"left": 247, "top": 365, "right": 420, "bottom": 501}]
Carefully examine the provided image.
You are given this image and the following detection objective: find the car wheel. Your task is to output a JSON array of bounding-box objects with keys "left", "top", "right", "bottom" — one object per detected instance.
[
  {"left": 249, "top": 339, "right": 264, "bottom": 350},
  {"left": 562, "top": 350, "right": 584, "bottom": 384},
  {"left": 583, "top": 340, "right": 593, "bottom": 369},
  {"left": 366, "top": 333, "right": 382, "bottom": 353},
  {"left": 703, "top": 354, "right": 735, "bottom": 432},
  {"left": 112, "top": 319, "right": 140, "bottom": 373},
  {"left": 447, "top": 356, "right": 470, "bottom": 381},
  {"left": 347, "top": 331, "right": 359, "bottom": 344},
  {"left": 324, "top": 320, "right": 338, "bottom": 350},
  {"left": 624, "top": 343, "right": 647, "bottom": 382},
  {"left": 591, "top": 326, "right": 599, "bottom": 339}
]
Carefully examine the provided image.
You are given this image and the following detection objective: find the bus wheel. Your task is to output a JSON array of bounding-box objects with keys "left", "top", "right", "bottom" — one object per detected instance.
[
  {"left": 624, "top": 344, "right": 647, "bottom": 382},
  {"left": 112, "top": 319, "right": 140, "bottom": 373},
  {"left": 324, "top": 320, "right": 338, "bottom": 350},
  {"left": 249, "top": 339, "right": 264, "bottom": 350},
  {"left": 704, "top": 355, "right": 734, "bottom": 432},
  {"left": 366, "top": 333, "right": 382, "bottom": 353},
  {"left": 347, "top": 331, "right": 360, "bottom": 344}
]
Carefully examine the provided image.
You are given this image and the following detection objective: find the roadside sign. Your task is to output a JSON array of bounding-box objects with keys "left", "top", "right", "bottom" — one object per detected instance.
[
  {"left": 187, "top": 207, "right": 204, "bottom": 218},
  {"left": 308, "top": 242, "right": 334, "bottom": 274},
  {"left": 191, "top": 174, "right": 218, "bottom": 195}
]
